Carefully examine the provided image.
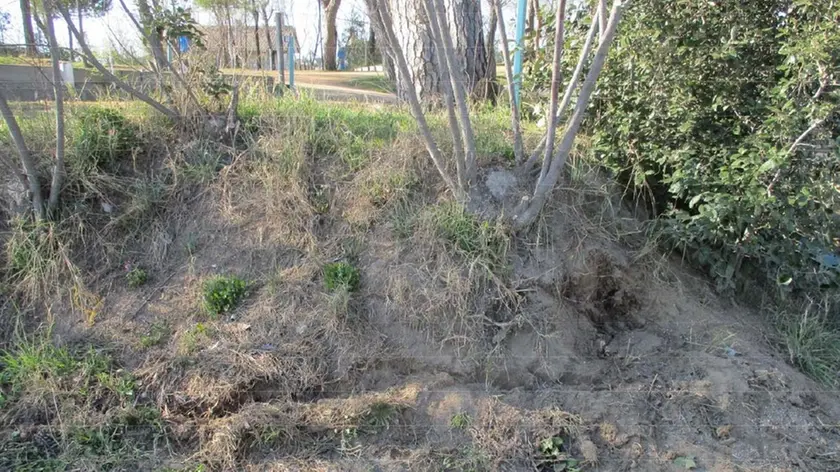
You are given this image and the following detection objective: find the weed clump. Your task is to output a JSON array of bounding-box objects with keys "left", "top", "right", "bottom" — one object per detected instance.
[
  {"left": 323, "top": 262, "right": 360, "bottom": 292},
  {"left": 202, "top": 275, "right": 247, "bottom": 316}
]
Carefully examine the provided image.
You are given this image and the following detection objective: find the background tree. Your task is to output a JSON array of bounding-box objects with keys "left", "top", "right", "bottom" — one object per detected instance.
[
  {"left": 0, "top": 10, "right": 10, "bottom": 44},
  {"left": 367, "top": 0, "right": 487, "bottom": 101},
  {"left": 320, "top": 0, "right": 340, "bottom": 70},
  {"left": 195, "top": 0, "right": 242, "bottom": 67},
  {"left": 20, "top": 0, "right": 38, "bottom": 56}
]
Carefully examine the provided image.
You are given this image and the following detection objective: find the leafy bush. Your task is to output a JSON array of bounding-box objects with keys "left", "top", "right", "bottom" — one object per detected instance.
[
  {"left": 201, "top": 275, "right": 247, "bottom": 315},
  {"left": 581, "top": 0, "right": 839, "bottom": 295},
  {"left": 70, "top": 106, "right": 138, "bottom": 171},
  {"left": 323, "top": 262, "right": 361, "bottom": 292}
]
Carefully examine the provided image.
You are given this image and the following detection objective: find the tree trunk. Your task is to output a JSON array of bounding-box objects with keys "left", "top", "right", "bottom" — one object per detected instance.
[
  {"left": 251, "top": 2, "right": 261, "bottom": 69},
  {"left": 43, "top": 0, "right": 65, "bottom": 213},
  {"left": 136, "top": 0, "right": 167, "bottom": 69},
  {"left": 378, "top": 0, "right": 486, "bottom": 102},
  {"left": 0, "top": 88, "right": 45, "bottom": 221},
  {"left": 261, "top": 6, "right": 272, "bottom": 69},
  {"left": 364, "top": 0, "right": 396, "bottom": 81},
  {"left": 225, "top": 6, "right": 236, "bottom": 68},
  {"left": 485, "top": 3, "right": 497, "bottom": 75},
  {"left": 20, "top": 0, "right": 37, "bottom": 56},
  {"left": 322, "top": 0, "right": 340, "bottom": 71}
]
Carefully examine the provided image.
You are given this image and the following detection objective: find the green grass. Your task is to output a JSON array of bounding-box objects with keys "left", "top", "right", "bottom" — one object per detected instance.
[
  {"left": 201, "top": 275, "right": 247, "bottom": 316},
  {"left": 424, "top": 202, "right": 509, "bottom": 272},
  {"left": 777, "top": 301, "right": 840, "bottom": 387},
  {"left": 126, "top": 266, "right": 148, "bottom": 288},
  {"left": 139, "top": 321, "right": 170, "bottom": 348},
  {"left": 450, "top": 412, "right": 471, "bottom": 429},
  {"left": 346, "top": 75, "right": 396, "bottom": 93},
  {"left": 324, "top": 262, "right": 361, "bottom": 293}
]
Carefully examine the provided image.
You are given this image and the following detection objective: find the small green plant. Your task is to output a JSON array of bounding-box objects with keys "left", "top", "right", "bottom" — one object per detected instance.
[
  {"left": 126, "top": 266, "right": 148, "bottom": 288},
  {"left": 179, "top": 322, "right": 212, "bottom": 355},
  {"left": 450, "top": 412, "right": 471, "bottom": 429},
  {"left": 537, "top": 436, "right": 581, "bottom": 472},
  {"left": 201, "top": 275, "right": 247, "bottom": 316},
  {"left": 360, "top": 401, "right": 399, "bottom": 433},
  {"left": 70, "top": 106, "right": 138, "bottom": 171},
  {"left": 139, "top": 321, "right": 170, "bottom": 348},
  {"left": 777, "top": 301, "right": 840, "bottom": 387},
  {"left": 324, "top": 262, "right": 361, "bottom": 292}
]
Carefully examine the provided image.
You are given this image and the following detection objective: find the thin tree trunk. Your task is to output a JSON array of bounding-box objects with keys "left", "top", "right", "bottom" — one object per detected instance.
[
  {"left": 43, "top": 0, "right": 65, "bottom": 213},
  {"left": 0, "top": 88, "right": 44, "bottom": 221},
  {"left": 20, "top": 0, "right": 37, "bottom": 56},
  {"left": 431, "top": 0, "right": 478, "bottom": 182},
  {"left": 493, "top": 0, "right": 524, "bottom": 164},
  {"left": 226, "top": 6, "right": 236, "bottom": 68},
  {"left": 515, "top": 1, "right": 627, "bottom": 229},
  {"left": 373, "top": 0, "right": 459, "bottom": 195},
  {"left": 322, "top": 0, "right": 340, "bottom": 70},
  {"left": 537, "top": 0, "right": 566, "bottom": 186},
  {"left": 58, "top": 4, "right": 179, "bottom": 120},
  {"left": 485, "top": 2, "right": 497, "bottom": 75},
  {"left": 261, "top": 6, "right": 272, "bottom": 68},
  {"left": 422, "top": 0, "right": 466, "bottom": 189},
  {"left": 251, "top": 2, "right": 261, "bottom": 69},
  {"left": 523, "top": 9, "right": 599, "bottom": 169},
  {"left": 135, "top": 0, "right": 167, "bottom": 70}
]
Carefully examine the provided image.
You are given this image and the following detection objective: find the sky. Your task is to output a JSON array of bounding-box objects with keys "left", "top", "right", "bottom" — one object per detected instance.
[{"left": 0, "top": 0, "right": 517, "bottom": 60}]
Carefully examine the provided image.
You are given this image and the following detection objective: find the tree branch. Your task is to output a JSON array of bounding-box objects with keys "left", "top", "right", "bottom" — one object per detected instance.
[
  {"left": 0, "top": 88, "right": 44, "bottom": 221},
  {"left": 536, "top": 0, "right": 566, "bottom": 188},
  {"left": 57, "top": 2, "right": 179, "bottom": 120},
  {"left": 43, "top": 0, "right": 65, "bottom": 213}
]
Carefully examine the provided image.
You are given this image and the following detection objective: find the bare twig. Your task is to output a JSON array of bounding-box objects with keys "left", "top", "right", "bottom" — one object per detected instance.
[{"left": 524, "top": 10, "right": 599, "bottom": 170}]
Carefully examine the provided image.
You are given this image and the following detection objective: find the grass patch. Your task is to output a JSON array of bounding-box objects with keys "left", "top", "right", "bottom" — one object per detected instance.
[
  {"left": 179, "top": 322, "right": 212, "bottom": 355},
  {"left": 323, "top": 262, "right": 361, "bottom": 293},
  {"left": 777, "top": 300, "right": 840, "bottom": 387},
  {"left": 201, "top": 275, "right": 247, "bottom": 316},
  {"left": 450, "top": 412, "right": 471, "bottom": 429},
  {"left": 69, "top": 106, "right": 138, "bottom": 172},
  {"left": 423, "top": 202, "right": 509, "bottom": 272},
  {"left": 346, "top": 75, "right": 396, "bottom": 93}
]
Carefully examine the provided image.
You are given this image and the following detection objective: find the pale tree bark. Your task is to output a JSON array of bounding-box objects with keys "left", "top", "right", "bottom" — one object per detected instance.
[
  {"left": 321, "top": 0, "right": 341, "bottom": 70},
  {"left": 378, "top": 0, "right": 486, "bottom": 102},
  {"left": 363, "top": 0, "right": 396, "bottom": 81},
  {"left": 422, "top": 0, "right": 465, "bottom": 187},
  {"left": 20, "top": 0, "right": 37, "bottom": 56},
  {"left": 0, "top": 88, "right": 45, "bottom": 221},
  {"left": 430, "top": 0, "right": 478, "bottom": 182},
  {"left": 493, "top": 0, "right": 523, "bottom": 163},
  {"left": 58, "top": 3, "right": 179, "bottom": 119},
  {"left": 485, "top": 2, "right": 497, "bottom": 75},
  {"left": 514, "top": 1, "right": 628, "bottom": 229},
  {"left": 43, "top": 0, "right": 65, "bottom": 213},
  {"left": 537, "top": 0, "right": 566, "bottom": 185}
]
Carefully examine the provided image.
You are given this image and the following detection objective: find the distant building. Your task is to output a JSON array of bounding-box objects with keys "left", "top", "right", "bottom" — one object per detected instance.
[{"left": 200, "top": 24, "right": 298, "bottom": 69}]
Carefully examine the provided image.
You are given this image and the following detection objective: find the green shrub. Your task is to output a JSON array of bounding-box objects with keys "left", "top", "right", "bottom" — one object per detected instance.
[
  {"left": 70, "top": 106, "right": 138, "bottom": 171},
  {"left": 578, "top": 0, "right": 840, "bottom": 295},
  {"left": 126, "top": 266, "right": 148, "bottom": 288},
  {"left": 323, "top": 262, "right": 361, "bottom": 292},
  {"left": 202, "top": 275, "right": 247, "bottom": 315}
]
